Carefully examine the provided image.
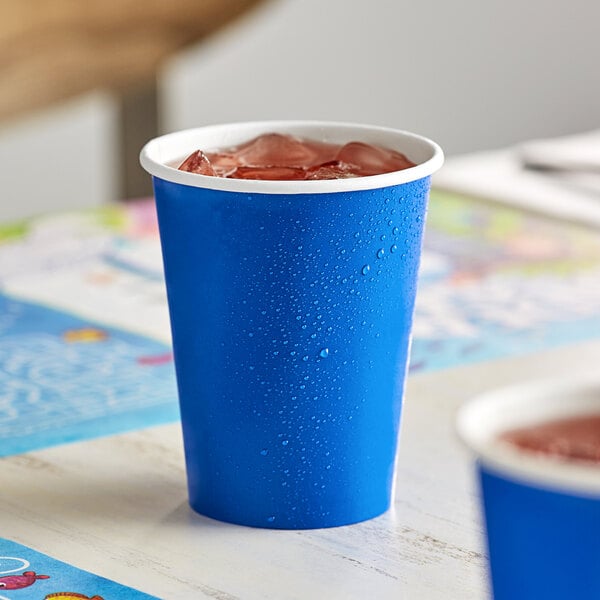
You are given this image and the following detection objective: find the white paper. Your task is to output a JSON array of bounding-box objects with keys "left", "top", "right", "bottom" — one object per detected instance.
[{"left": 433, "top": 148, "right": 600, "bottom": 228}]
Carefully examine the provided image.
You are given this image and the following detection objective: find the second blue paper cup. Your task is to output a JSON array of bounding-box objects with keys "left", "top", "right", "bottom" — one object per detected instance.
[
  {"left": 457, "top": 375, "right": 600, "bottom": 599},
  {"left": 141, "top": 121, "right": 443, "bottom": 528}
]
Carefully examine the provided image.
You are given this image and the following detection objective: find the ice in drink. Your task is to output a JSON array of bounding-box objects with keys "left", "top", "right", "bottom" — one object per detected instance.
[{"left": 178, "top": 133, "right": 416, "bottom": 180}]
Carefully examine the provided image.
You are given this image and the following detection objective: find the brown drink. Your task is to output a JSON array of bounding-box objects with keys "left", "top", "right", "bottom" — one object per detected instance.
[
  {"left": 178, "top": 132, "right": 416, "bottom": 180},
  {"left": 501, "top": 414, "right": 600, "bottom": 465}
]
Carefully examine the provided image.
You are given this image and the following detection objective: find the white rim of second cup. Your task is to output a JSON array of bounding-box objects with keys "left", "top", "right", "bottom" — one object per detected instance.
[
  {"left": 140, "top": 120, "right": 444, "bottom": 194},
  {"left": 456, "top": 373, "right": 600, "bottom": 497}
]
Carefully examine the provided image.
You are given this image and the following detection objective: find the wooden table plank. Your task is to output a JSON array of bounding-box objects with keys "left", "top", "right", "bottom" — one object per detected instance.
[{"left": 0, "top": 0, "right": 266, "bottom": 120}]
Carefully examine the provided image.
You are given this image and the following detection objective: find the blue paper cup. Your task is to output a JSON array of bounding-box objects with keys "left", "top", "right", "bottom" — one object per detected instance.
[
  {"left": 140, "top": 121, "right": 443, "bottom": 529},
  {"left": 457, "top": 375, "right": 600, "bottom": 599}
]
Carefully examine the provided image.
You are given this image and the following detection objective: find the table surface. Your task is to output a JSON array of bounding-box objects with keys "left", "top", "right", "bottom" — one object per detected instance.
[
  {"left": 1, "top": 339, "right": 598, "bottom": 599},
  {"left": 1, "top": 192, "right": 600, "bottom": 599}
]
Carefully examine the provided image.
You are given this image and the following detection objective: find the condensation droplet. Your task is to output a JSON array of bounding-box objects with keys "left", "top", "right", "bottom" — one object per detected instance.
[
  {"left": 267, "top": 515, "right": 276, "bottom": 523},
  {"left": 282, "top": 440, "right": 289, "bottom": 446},
  {"left": 376, "top": 248, "right": 385, "bottom": 259},
  {"left": 390, "top": 244, "right": 398, "bottom": 253},
  {"left": 319, "top": 348, "right": 329, "bottom": 359},
  {"left": 260, "top": 449, "right": 269, "bottom": 456},
  {"left": 392, "top": 226, "right": 400, "bottom": 235},
  {"left": 361, "top": 264, "right": 371, "bottom": 276}
]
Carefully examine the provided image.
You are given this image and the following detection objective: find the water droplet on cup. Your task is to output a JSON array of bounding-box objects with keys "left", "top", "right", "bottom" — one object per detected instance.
[
  {"left": 361, "top": 264, "right": 371, "bottom": 276},
  {"left": 319, "top": 348, "right": 329, "bottom": 358},
  {"left": 376, "top": 248, "right": 385, "bottom": 259}
]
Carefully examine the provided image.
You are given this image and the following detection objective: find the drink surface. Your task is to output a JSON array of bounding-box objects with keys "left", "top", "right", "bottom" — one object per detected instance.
[
  {"left": 500, "top": 414, "right": 600, "bottom": 465},
  {"left": 177, "top": 133, "right": 416, "bottom": 180}
]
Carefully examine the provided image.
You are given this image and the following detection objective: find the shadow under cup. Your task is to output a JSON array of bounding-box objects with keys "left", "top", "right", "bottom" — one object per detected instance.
[{"left": 140, "top": 121, "right": 443, "bottom": 529}]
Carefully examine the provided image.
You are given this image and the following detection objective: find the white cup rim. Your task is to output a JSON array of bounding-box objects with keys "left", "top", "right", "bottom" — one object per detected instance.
[
  {"left": 456, "top": 373, "right": 600, "bottom": 497},
  {"left": 140, "top": 120, "right": 444, "bottom": 195}
]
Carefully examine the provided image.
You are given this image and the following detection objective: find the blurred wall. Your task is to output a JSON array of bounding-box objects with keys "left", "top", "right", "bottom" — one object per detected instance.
[
  {"left": 1, "top": 0, "right": 599, "bottom": 219},
  {"left": 0, "top": 93, "right": 118, "bottom": 221},
  {"left": 162, "top": 0, "right": 600, "bottom": 155}
]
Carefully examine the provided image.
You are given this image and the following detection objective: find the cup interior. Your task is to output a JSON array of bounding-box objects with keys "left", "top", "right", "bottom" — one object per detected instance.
[{"left": 456, "top": 374, "right": 600, "bottom": 496}]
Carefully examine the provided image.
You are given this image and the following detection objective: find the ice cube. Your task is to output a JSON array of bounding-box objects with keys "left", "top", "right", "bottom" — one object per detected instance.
[
  {"left": 178, "top": 150, "right": 216, "bottom": 176},
  {"left": 336, "top": 142, "right": 415, "bottom": 176},
  {"left": 231, "top": 166, "right": 308, "bottom": 180},
  {"left": 306, "top": 160, "right": 358, "bottom": 180},
  {"left": 207, "top": 153, "right": 240, "bottom": 177},
  {"left": 234, "top": 133, "right": 337, "bottom": 168}
]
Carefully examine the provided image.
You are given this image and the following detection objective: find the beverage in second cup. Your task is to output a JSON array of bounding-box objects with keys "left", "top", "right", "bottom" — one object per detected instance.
[
  {"left": 501, "top": 414, "right": 600, "bottom": 464},
  {"left": 457, "top": 376, "right": 600, "bottom": 599}
]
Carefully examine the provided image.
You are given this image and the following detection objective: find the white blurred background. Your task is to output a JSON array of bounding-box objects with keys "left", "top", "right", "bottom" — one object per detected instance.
[{"left": 1, "top": 0, "right": 599, "bottom": 220}]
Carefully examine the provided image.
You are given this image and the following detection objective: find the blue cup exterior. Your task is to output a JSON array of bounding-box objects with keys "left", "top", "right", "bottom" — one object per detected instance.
[
  {"left": 480, "top": 464, "right": 600, "bottom": 600},
  {"left": 153, "top": 175, "right": 431, "bottom": 528}
]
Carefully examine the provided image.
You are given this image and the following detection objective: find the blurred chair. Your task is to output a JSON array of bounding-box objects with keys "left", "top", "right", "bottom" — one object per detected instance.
[{"left": 0, "top": 0, "right": 265, "bottom": 199}]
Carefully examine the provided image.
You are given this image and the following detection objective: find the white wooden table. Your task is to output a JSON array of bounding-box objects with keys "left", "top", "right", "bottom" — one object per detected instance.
[{"left": 2, "top": 339, "right": 598, "bottom": 599}]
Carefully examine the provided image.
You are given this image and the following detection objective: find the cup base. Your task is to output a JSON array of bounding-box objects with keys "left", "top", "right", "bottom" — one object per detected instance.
[{"left": 188, "top": 498, "right": 390, "bottom": 530}]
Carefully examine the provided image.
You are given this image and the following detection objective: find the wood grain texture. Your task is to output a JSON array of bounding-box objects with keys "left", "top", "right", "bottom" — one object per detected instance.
[
  {"left": 0, "top": 0, "right": 266, "bottom": 120},
  {"left": 1, "top": 340, "right": 598, "bottom": 599}
]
